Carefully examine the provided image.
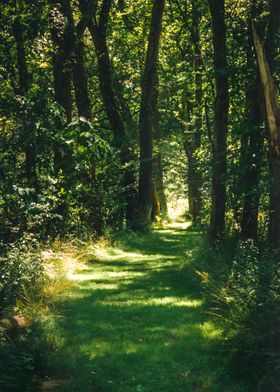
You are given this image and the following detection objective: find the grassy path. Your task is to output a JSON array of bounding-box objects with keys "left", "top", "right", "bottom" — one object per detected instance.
[{"left": 43, "top": 223, "right": 244, "bottom": 392}]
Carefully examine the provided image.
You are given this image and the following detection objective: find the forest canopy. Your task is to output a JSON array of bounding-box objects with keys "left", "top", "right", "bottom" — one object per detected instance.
[{"left": 0, "top": 0, "right": 279, "bottom": 244}]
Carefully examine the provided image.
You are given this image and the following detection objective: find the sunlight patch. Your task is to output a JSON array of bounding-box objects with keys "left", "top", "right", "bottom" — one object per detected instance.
[
  {"left": 69, "top": 270, "right": 145, "bottom": 282},
  {"left": 92, "top": 247, "right": 151, "bottom": 261},
  {"left": 200, "top": 321, "right": 223, "bottom": 340},
  {"left": 148, "top": 297, "right": 203, "bottom": 307},
  {"left": 167, "top": 221, "right": 191, "bottom": 230},
  {"left": 95, "top": 297, "right": 203, "bottom": 308}
]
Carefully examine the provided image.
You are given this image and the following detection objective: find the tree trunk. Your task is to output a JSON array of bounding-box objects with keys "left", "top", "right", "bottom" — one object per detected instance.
[
  {"left": 50, "top": 2, "right": 74, "bottom": 221},
  {"left": 185, "top": 1, "right": 203, "bottom": 225},
  {"left": 50, "top": 2, "right": 72, "bottom": 123},
  {"left": 72, "top": 39, "right": 92, "bottom": 121},
  {"left": 266, "top": 0, "right": 280, "bottom": 76},
  {"left": 265, "top": 1, "right": 280, "bottom": 247},
  {"left": 241, "top": 23, "right": 263, "bottom": 240},
  {"left": 151, "top": 75, "right": 167, "bottom": 220},
  {"left": 137, "top": 0, "right": 165, "bottom": 228},
  {"left": 208, "top": 0, "right": 229, "bottom": 242},
  {"left": 252, "top": 22, "right": 280, "bottom": 247},
  {"left": 82, "top": 0, "right": 137, "bottom": 227},
  {"left": 12, "top": 17, "right": 38, "bottom": 191},
  {"left": 61, "top": 0, "right": 103, "bottom": 235}
]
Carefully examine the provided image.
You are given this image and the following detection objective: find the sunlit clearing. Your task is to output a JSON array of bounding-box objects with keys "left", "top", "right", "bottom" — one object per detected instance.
[{"left": 167, "top": 198, "right": 188, "bottom": 221}]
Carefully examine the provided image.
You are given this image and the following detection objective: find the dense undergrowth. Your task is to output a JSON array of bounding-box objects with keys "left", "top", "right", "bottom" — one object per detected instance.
[
  {"left": 192, "top": 237, "right": 280, "bottom": 392},
  {"left": 0, "top": 237, "right": 75, "bottom": 392}
]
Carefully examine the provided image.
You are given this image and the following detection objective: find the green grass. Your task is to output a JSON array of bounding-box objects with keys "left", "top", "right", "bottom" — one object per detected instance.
[{"left": 42, "top": 223, "right": 248, "bottom": 391}]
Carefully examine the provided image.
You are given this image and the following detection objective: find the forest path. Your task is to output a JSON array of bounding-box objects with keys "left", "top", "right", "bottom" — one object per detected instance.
[{"left": 43, "top": 222, "right": 243, "bottom": 392}]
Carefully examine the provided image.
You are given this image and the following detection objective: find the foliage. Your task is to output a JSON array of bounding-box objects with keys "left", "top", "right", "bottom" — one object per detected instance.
[
  {"left": 0, "top": 0, "right": 279, "bottom": 390},
  {"left": 0, "top": 239, "right": 71, "bottom": 392},
  {"left": 0, "top": 327, "right": 40, "bottom": 392},
  {"left": 0, "top": 237, "right": 43, "bottom": 312},
  {"left": 197, "top": 241, "right": 280, "bottom": 391}
]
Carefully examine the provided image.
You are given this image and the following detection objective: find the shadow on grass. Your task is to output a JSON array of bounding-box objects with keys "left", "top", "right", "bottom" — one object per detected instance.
[{"left": 42, "top": 224, "right": 248, "bottom": 392}]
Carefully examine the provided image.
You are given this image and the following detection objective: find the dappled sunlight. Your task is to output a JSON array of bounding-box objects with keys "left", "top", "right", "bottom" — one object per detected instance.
[
  {"left": 200, "top": 321, "right": 223, "bottom": 340},
  {"left": 93, "top": 297, "right": 203, "bottom": 308},
  {"left": 167, "top": 198, "right": 188, "bottom": 221},
  {"left": 92, "top": 246, "right": 153, "bottom": 262},
  {"left": 166, "top": 221, "right": 191, "bottom": 230},
  {"left": 69, "top": 270, "right": 146, "bottom": 282},
  {"left": 42, "top": 224, "right": 236, "bottom": 392}
]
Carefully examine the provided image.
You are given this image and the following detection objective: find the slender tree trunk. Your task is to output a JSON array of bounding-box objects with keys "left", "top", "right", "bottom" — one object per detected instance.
[
  {"left": 137, "top": 0, "right": 165, "bottom": 228},
  {"left": 50, "top": 3, "right": 72, "bottom": 123},
  {"left": 186, "top": 0, "right": 203, "bottom": 225},
  {"left": 50, "top": 2, "right": 74, "bottom": 221},
  {"left": 61, "top": 0, "right": 104, "bottom": 234},
  {"left": 208, "top": 0, "right": 229, "bottom": 242},
  {"left": 90, "top": 26, "right": 136, "bottom": 226},
  {"left": 241, "top": 23, "right": 263, "bottom": 240},
  {"left": 252, "top": 22, "right": 280, "bottom": 247},
  {"left": 81, "top": 0, "right": 136, "bottom": 227},
  {"left": 265, "top": 1, "right": 280, "bottom": 247},
  {"left": 186, "top": 65, "right": 203, "bottom": 224},
  {"left": 72, "top": 39, "right": 92, "bottom": 121},
  {"left": 151, "top": 74, "right": 167, "bottom": 220},
  {"left": 72, "top": 38, "right": 104, "bottom": 235},
  {"left": 252, "top": 20, "right": 280, "bottom": 247},
  {"left": 266, "top": 0, "right": 280, "bottom": 77},
  {"left": 13, "top": 17, "right": 38, "bottom": 191},
  {"left": 178, "top": 0, "right": 203, "bottom": 225}
]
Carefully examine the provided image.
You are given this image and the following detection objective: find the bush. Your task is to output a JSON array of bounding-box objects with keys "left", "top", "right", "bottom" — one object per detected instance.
[
  {"left": 0, "top": 237, "right": 43, "bottom": 312},
  {"left": 197, "top": 240, "right": 280, "bottom": 391}
]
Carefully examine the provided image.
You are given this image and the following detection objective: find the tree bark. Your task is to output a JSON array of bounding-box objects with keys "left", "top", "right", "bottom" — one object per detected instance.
[
  {"left": 137, "top": 0, "right": 165, "bottom": 228},
  {"left": 265, "top": 1, "right": 280, "bottom": 247},
  {"left": 184, "top": 0, "right": 203, "bottom": 225},
  {"left": 240, "top": 23, "right": 263, "bottom": 240},
  {"left": 49, "top": 2, "right": 74, "bottom": 220},
  {"left": 151, "top": 74, "right": 167, "bottom": 220},
  {"left": 60, "top": 0, "right": 103, "bottom": 235},
  {"left": 81, "top": 0, "right": 137, "bottom": 227},
  {"left": 50, "top": 3, "right": 72, "bottom": 123},
  {"left": 252, "top": 22, "right": 280, "bottom": 247},
  {"left": 208, "top": 0, "right": 229, "bottom": 242},
  {"left": 266, "top": 0, "right": 280, "bottom": 76},
  {"left": 12, "top": 17, "right": 38, "bottom": 191}
]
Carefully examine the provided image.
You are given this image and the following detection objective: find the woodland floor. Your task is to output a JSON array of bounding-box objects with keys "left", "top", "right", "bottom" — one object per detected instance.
[{"left": 41, "top": 222, "right": 247, "bottom": 392}]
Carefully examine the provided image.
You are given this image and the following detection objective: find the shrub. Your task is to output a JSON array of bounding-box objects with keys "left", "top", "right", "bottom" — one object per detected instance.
[
  {"left": 0, "top": 236, "right": 43, "bottom": 312},
  {"left": 197, "top": 240, "right": 280, "bottom": 391}
]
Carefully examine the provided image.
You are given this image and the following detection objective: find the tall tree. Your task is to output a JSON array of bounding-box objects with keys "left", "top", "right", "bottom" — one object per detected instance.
[
  {"left": 265, "top": 0, "right": 280, "bottom": 77},
  {"left": 13, "top": 15, "right": 38, "bottom": 190},
  {"left": 208, "top": 0, "right": 229, "bottom": 242},
  {"left": 49, "top": 1, "right": 74, "bottom": 222},
  {"left": 265, "top": 0, "right": 280, "bottom": 246},
  {"left": 80, "top": 0, "right": 137, "bottom": 226},
  {"left": 137, "top": 0, "right": 165, "bottom": 228},
  {"left": 151, "top": 74, "right": 168, "bottom": 220},
  {"left": 183, "top": 0, "right": 203, "bottom": 225},
  {"left": 49, "top": 2, "right": 72, "bottom": 123},
  {"left": 240, "top": 22, "right": 263, "bottom": 240},
  {"left": 61, "top": 0, "right": 91, "bottom": 121},
  {"left": 252, "top": 22, "right": 280, "bottom": 247},
  {"left": 49, "top": 2, "right": 73, "bottom": 167},
  {"left": 60, "top": 0, "right": 103, "bottom": 234}
]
